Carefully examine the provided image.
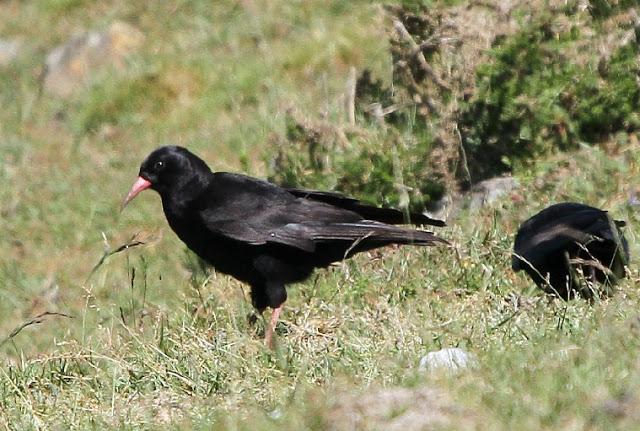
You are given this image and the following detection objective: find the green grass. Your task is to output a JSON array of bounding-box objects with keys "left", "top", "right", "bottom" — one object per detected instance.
[{"left": 0, "top": 0, "right": 640, "bottom": 429}]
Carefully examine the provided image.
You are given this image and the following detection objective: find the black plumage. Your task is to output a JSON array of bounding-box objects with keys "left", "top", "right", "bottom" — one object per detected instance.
[
  {"left": 123, "top": 146, "right": 447, "bottom": 344},
  {"left": 512, "top": 202, "right": 629, "bottom": 299}
]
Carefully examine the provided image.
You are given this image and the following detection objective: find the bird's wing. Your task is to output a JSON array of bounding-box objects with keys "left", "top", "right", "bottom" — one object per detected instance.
[
  {"left": 201, "top": 174, "right": 445, "bottom": 252},
  {"left": 199, "top": 179, "right": 364, "bottom": 252},
  {"left": 200, "top": 218, "right": 318, "bottom": 252},
  {"left": 200, "top": 202, "right": 444, "bottom": 253},
  {"left": 285, "top": 187, "right": 446, "bottom": 227}
]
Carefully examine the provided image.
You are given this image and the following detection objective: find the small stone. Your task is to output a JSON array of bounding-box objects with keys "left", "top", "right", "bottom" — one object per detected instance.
[
  {"left": 43, "top": 21, "right": 144, "bottom": 97},
  {"left": 418, "top": 347, "right": 477, "bottom": 372},
  {"left": 268, "top": 408, "right": 283, "bottom": 420}
]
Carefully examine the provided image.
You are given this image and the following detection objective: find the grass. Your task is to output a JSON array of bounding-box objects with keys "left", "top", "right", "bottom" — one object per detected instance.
[{"left": 0, "top": 0, "right": 639, "bottom": 429}]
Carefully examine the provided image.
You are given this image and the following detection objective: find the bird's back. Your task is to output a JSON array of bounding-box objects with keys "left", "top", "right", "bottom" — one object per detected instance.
[
  {"left": 512, "top": 203, "right": 613, "bottom": 271},
  {"left": 512, "top": 202, "right": 629, "bottom": 298}
]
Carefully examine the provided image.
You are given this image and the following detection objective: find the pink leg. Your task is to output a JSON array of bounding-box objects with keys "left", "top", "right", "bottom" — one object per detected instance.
[{"left": 265, "top": 304, "right": 283, "bottom": 348}]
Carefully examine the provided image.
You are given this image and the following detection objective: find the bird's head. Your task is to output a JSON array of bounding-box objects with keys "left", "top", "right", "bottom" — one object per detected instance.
[{"left": 122, "top": 145, "right": 212, "bottom": 209}]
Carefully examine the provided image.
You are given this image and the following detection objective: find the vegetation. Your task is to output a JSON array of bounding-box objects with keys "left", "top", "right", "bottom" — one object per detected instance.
[
  {"left": 461, "top": 10, "right": 640, "bottom": 180},
  {"left": 0, "top": 0, "right": 639, "bottom": 429}
]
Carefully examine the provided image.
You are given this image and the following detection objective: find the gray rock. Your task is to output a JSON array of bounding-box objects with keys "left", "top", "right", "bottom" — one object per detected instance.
[
  {"left": 43, "top": 21, "right": 144, "bottom": 97},
  {"left": 468, "top": 176, "right": 519, "bottom": 210},
  {"left": 418, "top": 347, "right": 477, "bottom": 372},
  {"left": 0, "top": 39, "right": 22, "bottom": 66}
]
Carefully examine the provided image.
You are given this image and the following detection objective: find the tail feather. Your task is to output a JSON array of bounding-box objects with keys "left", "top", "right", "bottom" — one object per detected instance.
[{"left": 281, "top": 221, "right": 449, "bottom": 246}]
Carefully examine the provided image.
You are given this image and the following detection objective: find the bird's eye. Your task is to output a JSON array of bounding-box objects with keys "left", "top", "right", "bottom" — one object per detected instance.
[{"left": 154, "top": 161, "right": 164, "bottom": 170}]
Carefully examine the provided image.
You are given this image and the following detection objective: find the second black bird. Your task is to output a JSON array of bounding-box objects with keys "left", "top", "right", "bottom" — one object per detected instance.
[
  {"left": 123, "top": 146, "right": 447, "bottom": 345},
  {"left": 512, "top": 202, "right": 629, "bottom": 299}
]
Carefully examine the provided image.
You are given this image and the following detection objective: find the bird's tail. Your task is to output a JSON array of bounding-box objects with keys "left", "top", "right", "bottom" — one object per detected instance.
[{"left": 284, "top": 221, "right": 448, "bottom": 246}]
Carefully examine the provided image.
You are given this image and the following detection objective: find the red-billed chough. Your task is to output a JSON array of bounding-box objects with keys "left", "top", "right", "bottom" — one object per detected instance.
[
  {"left": 512, "top": 202, "right": 629, "bottom": 299},
  {"left": 123, "top": 146, "right": 447, "bottom": 346}
]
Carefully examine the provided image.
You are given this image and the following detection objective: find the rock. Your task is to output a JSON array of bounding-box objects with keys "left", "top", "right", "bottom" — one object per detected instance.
[
  {"left": 326, "top": 386, "right": 474, "bottom": 431},
  {"left": 268, "top": 408, "right": 283, "bottom": 420},
  {"left": 43, "top": 21, "right": 144, "bottom": 97},
  {"left": 418, "top": 347, "right": 477, "bottom": 372},
  {"left": 0, "top": 39, "right": 22, "bottom": 66},
  {"left": 468, "top": 176, "right": 519, "bottom": 210}
]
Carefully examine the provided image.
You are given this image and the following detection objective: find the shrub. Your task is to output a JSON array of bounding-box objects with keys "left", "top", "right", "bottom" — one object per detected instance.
[
  {"left": 459, "top": 15, "right": 640, "bottom": 181},
  {"left": 573, "top": 43, "right": 640, "bottom": 140}
]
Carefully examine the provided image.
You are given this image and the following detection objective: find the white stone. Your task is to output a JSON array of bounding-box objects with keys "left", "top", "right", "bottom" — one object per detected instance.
[{"left": 418, "top": 347, "right": 477, "bottom": 372}]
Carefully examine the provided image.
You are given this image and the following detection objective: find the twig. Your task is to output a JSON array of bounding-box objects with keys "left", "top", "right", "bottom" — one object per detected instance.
[
  {"left": 345, "top": 66, "right": 356, "bottom": 126},
  {"left": 492, "top": 308, "right": 522, "bottom": 329},
  {"left": 455, "top": 123, "right": 472, "bottom": 186},
  {"left": 394, "top": 62, "right": 438, "bottom": 112},
  {"left": 392, "top": 18, "right": 451, "bottom": 92},
  {"left": 343, "top": 231, "right": 376, "bottom": 260},
  {"left": 86, "top": 233, "right": 149, "bottom": 282}
]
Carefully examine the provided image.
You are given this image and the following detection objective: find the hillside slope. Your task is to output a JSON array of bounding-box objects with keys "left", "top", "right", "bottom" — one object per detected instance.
[{"left": 0, "top": 0, "right": 638, "bottom": 429}]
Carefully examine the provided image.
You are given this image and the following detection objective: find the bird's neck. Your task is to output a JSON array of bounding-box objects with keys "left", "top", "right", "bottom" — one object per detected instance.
[{"left": 161, "top": 173, "right": 211, "bottom": 215}]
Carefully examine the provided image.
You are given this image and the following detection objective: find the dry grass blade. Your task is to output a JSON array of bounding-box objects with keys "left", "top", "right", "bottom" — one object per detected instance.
[
  {"left": 0, "top": 312, "right": 74, "bottom": 348},
  {"left": 86, "top": 231, "right": 159, "bottom": 282}
]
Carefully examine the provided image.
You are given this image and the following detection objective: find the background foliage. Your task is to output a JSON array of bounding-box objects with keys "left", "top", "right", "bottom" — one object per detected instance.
[{"left": 0, "top": 0, "right": 639, "bottom": 429}]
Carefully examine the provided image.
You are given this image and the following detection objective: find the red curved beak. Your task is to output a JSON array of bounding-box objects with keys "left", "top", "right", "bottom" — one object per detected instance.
[{"left": 122, "top": 176, "right": 152, "bottom": 210}]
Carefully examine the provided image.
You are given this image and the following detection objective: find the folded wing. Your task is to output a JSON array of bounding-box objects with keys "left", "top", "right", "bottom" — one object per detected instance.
[
  {"left": 285, "top": 187, "right": 446, "bottom": 227},
  {"left": 201, "top": 208, "right": 446, "bottom": 254},
  {"left": 512, "top": 203, "right": 626, "bottom": 270}
]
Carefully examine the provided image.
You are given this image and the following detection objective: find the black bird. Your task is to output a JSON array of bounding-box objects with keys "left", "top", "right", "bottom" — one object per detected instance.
[
  {"left": 123, "top": 146, "right": 447, "bottom": 345},
  {"left": 512, "top": 202, "right": 629, "bottom": 299}
]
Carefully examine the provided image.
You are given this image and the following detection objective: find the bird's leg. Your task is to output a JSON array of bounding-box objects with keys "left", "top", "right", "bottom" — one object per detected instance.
[
  {"left": 265, "top": 304, "right": 283, "bottom": 348},
  {"left": 261, "top": 280, "right": 287, "bottom": 347}
]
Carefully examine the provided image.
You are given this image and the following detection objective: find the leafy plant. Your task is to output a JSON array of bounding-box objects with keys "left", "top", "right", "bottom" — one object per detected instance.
[{"left": 459, "top": 15, "right": 640, "bottom": 181}]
